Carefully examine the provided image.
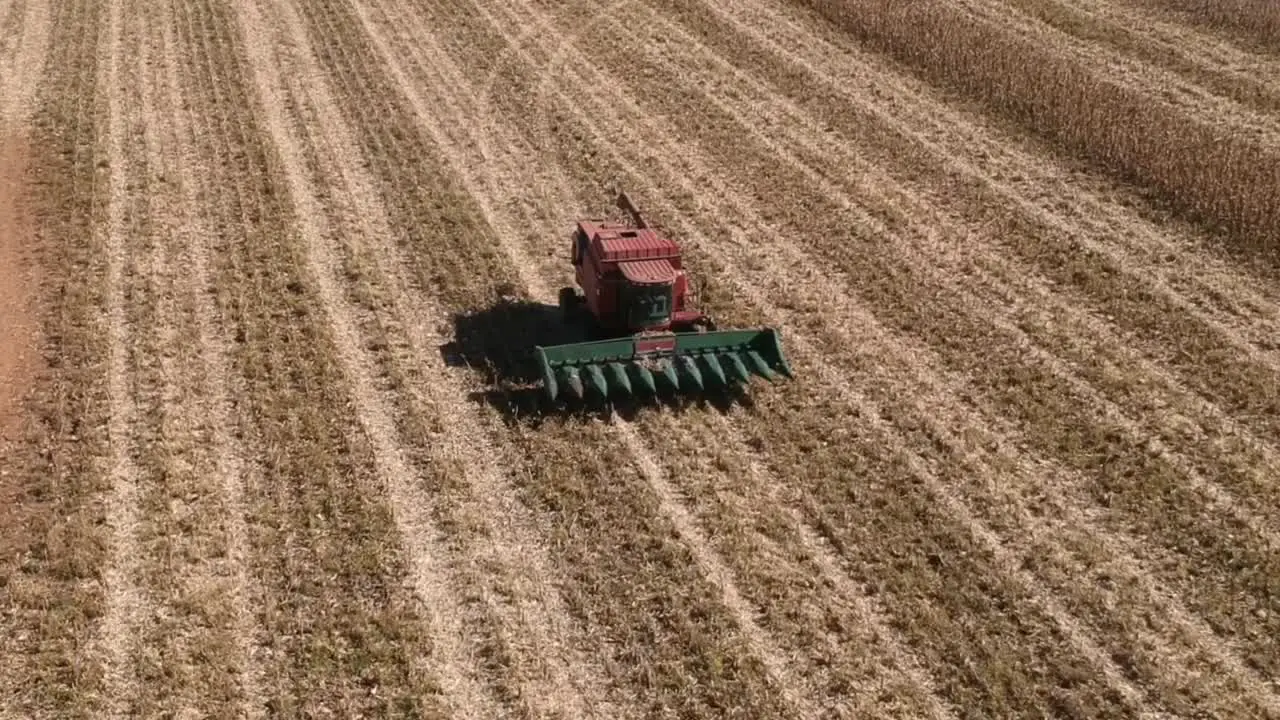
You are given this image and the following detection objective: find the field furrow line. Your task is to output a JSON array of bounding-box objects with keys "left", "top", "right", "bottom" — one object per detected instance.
[
  {"left": 129, "top": 7, "right": 270, "bottom": 710},
  {"left": 346, "top": 0, "right": 819, "bottom": 714},
  {"left": 702, "top": 0, "right": 1280, "bottom": 383},
  {"left": 127, "top": 30, "right": 220, "bottom": 701},
  {"left": 127, "top": 8, "right": 197, "bottom": 709},
  {"left": 946, "top": 0, "right": 1280, "bottom": 144},
  {"left": 394, "top": 0, "right": 1179, "bottom": 714},
  {"left": 255, "top": 0, "right": 626, "bottom": 714},
  {"left": 625, "top": 0, "right": 1280, "bottom": 526},
  {"left": 150, "top": 0, "right": 265, "bottom": 713},
  {"left": 610, "top": 423, "right": 820, "bottom": 717},
  {"left": 225, "top": 0, "right": 506, "bottom": 716},
  {"left": 90, "top": 0, "right": 151, "bottom": 713},
  {"left": 602, "top": 4, "right": 1280, "bottom": 706}
]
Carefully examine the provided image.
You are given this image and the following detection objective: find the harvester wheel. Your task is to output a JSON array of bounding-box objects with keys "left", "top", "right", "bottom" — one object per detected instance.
[
  {"left": 688, "top": 316, "right": 718, "bottom": 333},
  {"left": 558, "top": 287, "right": 581, "bottom": 322}
]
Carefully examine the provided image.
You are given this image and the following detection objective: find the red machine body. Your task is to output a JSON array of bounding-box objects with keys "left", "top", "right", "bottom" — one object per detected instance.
[
  {"left": 535, "top": 192, "right": 794, "bottom": 403},
  {"left": 562, "top": 195, "right": 715, "bottom": 335}
]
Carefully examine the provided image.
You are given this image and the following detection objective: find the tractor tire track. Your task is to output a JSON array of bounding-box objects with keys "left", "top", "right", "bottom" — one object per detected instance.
[
  {"left": 248, "top": 0, "right": 624, "bottom": 714},
  {"left": 91, "top": 0, "right": 152, "bottom": 712}
]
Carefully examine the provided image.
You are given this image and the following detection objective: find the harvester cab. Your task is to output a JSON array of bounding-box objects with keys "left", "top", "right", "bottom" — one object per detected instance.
[
  {"left": 561, "top": 191, "right": 713, "bottom": 336},
  {"left": 534, "top": 192, "right": 794, "bottom": 403}
]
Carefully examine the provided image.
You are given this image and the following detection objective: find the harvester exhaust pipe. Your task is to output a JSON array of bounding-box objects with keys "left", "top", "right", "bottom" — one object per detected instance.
[{"left": 616, "top": 190, "right": 650, "bottom": 229}]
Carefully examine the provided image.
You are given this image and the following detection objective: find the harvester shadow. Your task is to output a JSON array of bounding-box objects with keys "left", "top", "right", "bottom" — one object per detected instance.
[{"left": 439, "top": 297, "right": 752, "bottom": 429}]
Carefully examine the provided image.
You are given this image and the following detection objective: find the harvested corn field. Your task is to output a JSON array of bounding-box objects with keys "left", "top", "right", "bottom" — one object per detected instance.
[{"left": 2, "top": 0, "right": 1279, "bottom": 717}]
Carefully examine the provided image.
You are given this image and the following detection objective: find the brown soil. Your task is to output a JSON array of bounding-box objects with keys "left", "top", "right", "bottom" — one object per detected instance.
[
  {"left": 0, "top": 134, "right": 37, "bottom": 443},
  {"left": 0, "top": 132, "right": 44, "bottom": 566}
]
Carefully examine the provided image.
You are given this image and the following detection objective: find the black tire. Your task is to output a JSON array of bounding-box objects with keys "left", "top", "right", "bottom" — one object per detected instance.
[
  {"left": 688, "top": 316, "right": 717, "bottom": 333},
  {"left": 558, "top": 287, "right": 579, "bottom": 322}
]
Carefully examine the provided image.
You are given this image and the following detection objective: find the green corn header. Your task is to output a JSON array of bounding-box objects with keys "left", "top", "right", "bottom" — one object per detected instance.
[{"left": 533, "top": 328, "right": 794, "bottom": 402}]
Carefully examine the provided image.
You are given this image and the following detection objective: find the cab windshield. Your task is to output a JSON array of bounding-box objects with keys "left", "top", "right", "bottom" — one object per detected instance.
[{"left": 626, "top": 282, "right": 673, "bottom": 328}]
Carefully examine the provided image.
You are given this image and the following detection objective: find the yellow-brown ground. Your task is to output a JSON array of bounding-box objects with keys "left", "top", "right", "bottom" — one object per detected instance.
[{"left": 1, "top": 0, "right": 1277, "bottom": 718}]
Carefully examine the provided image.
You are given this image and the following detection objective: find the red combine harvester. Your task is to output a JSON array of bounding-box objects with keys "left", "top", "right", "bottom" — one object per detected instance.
[{"left": 534, "top": 192, "right": 793, "bottom": 402}]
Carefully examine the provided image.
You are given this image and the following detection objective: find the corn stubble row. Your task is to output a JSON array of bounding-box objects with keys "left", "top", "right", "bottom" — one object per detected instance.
[
  {"left": 1145, "top": 0, "right": 1280, "bottom": 53},
  {"left": 800, "top": 0, "right": 1280, "bottom": 253}
]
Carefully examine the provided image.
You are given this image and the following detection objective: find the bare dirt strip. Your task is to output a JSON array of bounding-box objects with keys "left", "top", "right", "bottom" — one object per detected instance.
[{"left": 1, "top": 0, "right": 1278, "bottom": 717}]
